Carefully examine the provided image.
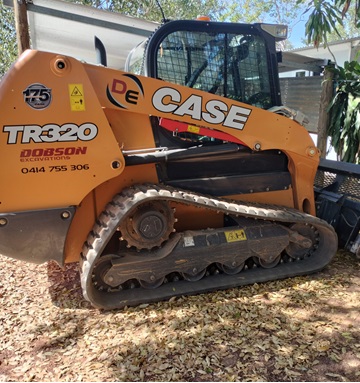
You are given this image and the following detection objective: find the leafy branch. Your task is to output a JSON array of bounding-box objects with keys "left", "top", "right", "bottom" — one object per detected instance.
[
  {"left": 327, "top": 60, "right": 360, "bottom": 163},
  {"left": 300, "top": 0, "right": 360, "bottom": 48}
]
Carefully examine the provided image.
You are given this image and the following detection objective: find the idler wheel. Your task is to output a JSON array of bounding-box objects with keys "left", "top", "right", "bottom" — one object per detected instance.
[
  {"left": 92, "top": 255, "right": 116, "bottom": 291},
  {"left": 286, "top": 223, "right": 317, "bottom": 259}
]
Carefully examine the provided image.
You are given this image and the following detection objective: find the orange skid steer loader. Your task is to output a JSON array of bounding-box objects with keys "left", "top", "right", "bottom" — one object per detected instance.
[{"left": 0, "top": 19, "right": 338, "bottom": 309}]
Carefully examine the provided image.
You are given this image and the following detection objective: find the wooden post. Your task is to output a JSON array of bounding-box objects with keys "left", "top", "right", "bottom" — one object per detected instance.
[
  {"left": 14, "top": 0, "right": 30, "bottom": 55},
  {"left": 317, "top": 66, "right": 334, "bottom": 158}
]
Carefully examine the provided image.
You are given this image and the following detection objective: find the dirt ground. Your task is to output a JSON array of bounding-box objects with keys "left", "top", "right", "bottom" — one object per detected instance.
[{"left": 0, "top": 250, "right": 360, "bottom": 382}]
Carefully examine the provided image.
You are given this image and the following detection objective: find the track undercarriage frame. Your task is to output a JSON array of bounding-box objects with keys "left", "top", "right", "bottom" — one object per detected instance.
[{"left": 80, "top": 184, "right": 337, "bottom": 310}]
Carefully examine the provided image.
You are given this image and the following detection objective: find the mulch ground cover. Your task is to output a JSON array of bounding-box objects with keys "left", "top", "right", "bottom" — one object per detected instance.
[{"left": 0, "top": 251, "right": 359, "bottom": 381}]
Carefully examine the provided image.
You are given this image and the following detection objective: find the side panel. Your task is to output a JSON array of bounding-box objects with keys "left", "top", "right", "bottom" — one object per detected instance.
[
  {"left": 85, "top": 62, "right": 320, "bottom": 214},
  {"left": 0, "top": 50, "right": 124, "bottom": 213}
]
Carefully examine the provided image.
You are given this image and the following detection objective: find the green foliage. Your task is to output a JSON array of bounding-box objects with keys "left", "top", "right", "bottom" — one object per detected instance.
[
  {"left": 327, "top": 61, "right": 360, "bottom": 163},
  {"left": 219, "top": 0, "right": 303, "bottom": 34},
  {"left": 303, "top": 1, "right": 343, "bottom": 48},
  {"left": 301, "top": 0, "right": 360, "bottom": 47},
  {"left": 65, "top": 0, "right": 226, "bottom": 22},
  {"left": 325, "top": 3, "right": 360, "bottom": 41},
  {"left": 220, "top": 0, "right": 303, "bottom": 24},
  {"left": 336, "top": 0, "right": 360, "bottom": 26},
  {"left": 0, "top": 3, "right": 17, "bottom": 78},
  {"left": 217, "top": 1, "right": 303, "bottom": 50},
  {"left": 301, "top": 0, "right": 360, "bottom": 163}
]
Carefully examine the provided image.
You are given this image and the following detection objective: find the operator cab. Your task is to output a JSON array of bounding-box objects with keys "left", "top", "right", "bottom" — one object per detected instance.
[
  {"left": 126, "top": 20, "right": 287, "bottom": 109},
  {"left": 124, "top": 20, "right": 291, "bottom": 198}
]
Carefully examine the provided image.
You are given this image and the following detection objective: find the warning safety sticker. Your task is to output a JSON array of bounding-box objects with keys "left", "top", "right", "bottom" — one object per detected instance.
[{"left": 68, "top": 84, "right": 85, "bottom": 111}]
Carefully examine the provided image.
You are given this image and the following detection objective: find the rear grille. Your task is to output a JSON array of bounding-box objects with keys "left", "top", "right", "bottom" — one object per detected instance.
[{"left": 315, "top": 168, "right": 360, "bottom": 202}]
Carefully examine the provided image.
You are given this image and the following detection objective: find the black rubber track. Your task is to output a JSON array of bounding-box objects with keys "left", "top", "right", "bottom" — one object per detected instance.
[{"left": 80, "top": 184, "right": 338, "bottom": 310}]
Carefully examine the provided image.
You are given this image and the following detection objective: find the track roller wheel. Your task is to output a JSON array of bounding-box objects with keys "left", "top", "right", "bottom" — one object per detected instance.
[
  {"left": 182, "top": 268, "right": 206, "bottom": 281},
  {"left": 254, "top": 255, "right": 281, "bottom": 269},
  {"left": 216, "top": 262, "right": 244, "bottom": 275},
  {"left": 139, "top": 277, "right": 165, "bottom": 289}
]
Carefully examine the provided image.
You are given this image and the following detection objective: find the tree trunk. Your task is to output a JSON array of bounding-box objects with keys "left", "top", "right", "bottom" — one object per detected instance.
[
  {"left": 317, "top": 66, "right": 334, "bottom": 159},
  {"left": 14, "top": 0, "right": 30, "bottom": 55}
]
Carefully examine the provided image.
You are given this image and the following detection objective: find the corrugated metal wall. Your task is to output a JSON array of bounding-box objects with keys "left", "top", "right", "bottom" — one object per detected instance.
[{"left": 279, "top": 76, "right": 323, "bottom": 133}]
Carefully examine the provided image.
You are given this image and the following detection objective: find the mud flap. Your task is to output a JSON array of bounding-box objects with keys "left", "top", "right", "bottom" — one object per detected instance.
[{"left": 0, "top": 207, "right": 75, "bottom": 265}]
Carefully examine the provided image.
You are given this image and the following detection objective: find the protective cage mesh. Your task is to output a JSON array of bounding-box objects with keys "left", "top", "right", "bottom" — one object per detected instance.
[
  {"left": 156, "top": 30, "right": 273, "bottom": 109},
  {"left": 314, "top": 169, "right": 360, "bottom": 202}
]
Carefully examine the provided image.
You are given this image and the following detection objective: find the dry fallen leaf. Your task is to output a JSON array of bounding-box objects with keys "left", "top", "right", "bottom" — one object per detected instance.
[
  {"left": 0, "top": 252, "right": 359, "bottom": 381},
  {"left": 313, "top": 339, "right": 331, "bottom": 352}
]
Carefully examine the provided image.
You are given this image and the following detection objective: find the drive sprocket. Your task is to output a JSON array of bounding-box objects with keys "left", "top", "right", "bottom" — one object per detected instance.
[{"left": 118, "top": 200, "right": 175, "bottom": 250}]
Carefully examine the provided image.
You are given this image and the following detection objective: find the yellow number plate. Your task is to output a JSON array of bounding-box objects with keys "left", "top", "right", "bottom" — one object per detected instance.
[{"left": 225, "top": 229, "right": 247, "bottom": 242}]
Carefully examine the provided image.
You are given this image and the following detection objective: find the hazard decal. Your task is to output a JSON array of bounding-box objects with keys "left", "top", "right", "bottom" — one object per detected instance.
[{"left": 68, "top": 84, "right": 85, "bottom": 111}]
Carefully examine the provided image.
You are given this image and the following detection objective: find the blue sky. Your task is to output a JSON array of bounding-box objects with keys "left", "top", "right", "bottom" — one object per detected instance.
[{"left": 288, "top": 18, "right": 307, "bottom": 48}]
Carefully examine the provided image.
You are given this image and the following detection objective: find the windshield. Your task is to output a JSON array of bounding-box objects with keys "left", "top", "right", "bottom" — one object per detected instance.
[
  {"left": 126, "top": 40, "right": 147, "bottom": 75},
  {"left": 155, "top": 30, "right": 273, "bottom": 109},
  {"left": 126, "top": 28, "right": 274, "bottom": 110}
]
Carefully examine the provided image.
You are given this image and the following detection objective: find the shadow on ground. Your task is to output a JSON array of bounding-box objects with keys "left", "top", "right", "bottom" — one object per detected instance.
[{"left": 47, "top": 261, "right": 91, "bottom": 310}]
